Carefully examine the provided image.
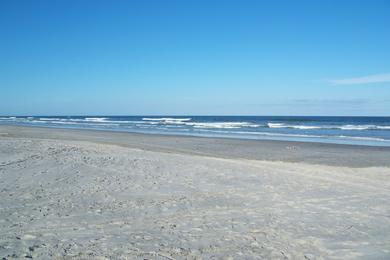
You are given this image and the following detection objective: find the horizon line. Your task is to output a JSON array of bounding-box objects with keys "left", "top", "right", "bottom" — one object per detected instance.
[{"left": 2, "top": 115, "right": 390, "bottom": 118}]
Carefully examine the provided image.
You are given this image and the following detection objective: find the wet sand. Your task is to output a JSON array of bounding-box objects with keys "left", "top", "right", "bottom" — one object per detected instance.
[
  {"left": 1, "top": 125, "right": 390, "bottom": 259},
  {"left": 2, "top": 125, "right": 390, "bottom": 168}
]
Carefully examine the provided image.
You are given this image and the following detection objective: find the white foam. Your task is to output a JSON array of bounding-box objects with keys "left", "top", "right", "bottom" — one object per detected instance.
[
  {"left": 267, "top": 123, "right": 321, "bottom": 129},
  {"left": 51, "top": 121, "right": 80, "bottom": 125},
  {"left": 338, "top": 125, "right": 390, "bottom": 130},
  {"left": 108, "top": 120, "right": 144, "bottom": 124},
  {"left": 31, "top": 120, "right": 49, "bottom": 123},
  {"left": 267, "top": 123, "right": 284, "bottom": 128},
  {"left": 84, "top": 117, "right": 109, "bottom": 122},
  {"left": 189, "top": 122, "right": 259, "bottom": 129},
  {"left": 377, "top": 126, "right": 390, "bottom": 130},
  {"left": 143, "top": 118, "right": 193, "bottom": 126},
  {"left": 51, "top": 121, "right": 119, "bottom": 127},
  {"left": 335, "top": 135, "right": 387, "bottom": 141},
  {"left": 339, "top": 125, "right": 375, "bottom": 130},
  {"left": 142, "top": 118, "right": 192, "bottom": 122},
  {"left": 267, "top": 123, "right": 390, "bottom": 131},
  {"left": 39, "top": 118, "right": 66, "bottom": 121}
]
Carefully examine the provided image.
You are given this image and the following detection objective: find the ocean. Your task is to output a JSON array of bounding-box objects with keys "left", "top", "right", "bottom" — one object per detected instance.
[{"left": 1, "top": 116, "right": 390, "bottom": 146}]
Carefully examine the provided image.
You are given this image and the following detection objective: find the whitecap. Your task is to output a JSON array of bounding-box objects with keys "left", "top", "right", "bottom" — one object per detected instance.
[
  {"left": 375, "top": 126, "right": 390, "bottom": 130},
  {"left": 339, "top": 125, "right": 375, "bottom": 130},
  {"left": 189, "top": 122, "right": 259, "bottom": 129},
  {"left": 84, "top": 117, "right": 109, "bottom": 122},
  {"left": 267, "top": 123, "right": 321, "bottom": 129},
  {"left": 39, "top": 118, "right": 66, "bottom": 121},
  {"left": 142, "top": 117, "right": 192, "bottom": 122}
]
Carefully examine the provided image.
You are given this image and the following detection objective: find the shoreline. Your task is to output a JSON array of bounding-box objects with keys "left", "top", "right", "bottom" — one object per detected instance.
[
  {"left": 2, "top": 125, "right": 390, "bottom": 168},
  {"left": 1, "top": 125, "right": 390, "bottom": 258},
  {"left": 1, "top": 116, "right": 390, "bottom": 147}
]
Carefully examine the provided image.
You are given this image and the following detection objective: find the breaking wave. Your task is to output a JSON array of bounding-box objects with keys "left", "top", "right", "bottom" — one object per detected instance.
[
  {"left": 142, "top": 118, "right": 192, "bottom": 122},
  {"left": 267, "top": 123, "right": 390, "bottom": 131},
  {"left": 1, "top": 116, "right": 390, "bottom": 146}
]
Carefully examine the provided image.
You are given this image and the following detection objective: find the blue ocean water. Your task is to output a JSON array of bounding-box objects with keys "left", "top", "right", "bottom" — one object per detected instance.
[{"left": 1, "top": 116, "right": 390, "bottom": 146}]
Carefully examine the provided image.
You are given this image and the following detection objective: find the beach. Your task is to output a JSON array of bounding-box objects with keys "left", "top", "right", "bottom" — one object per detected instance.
[{"left": 1, "top": 125, "right": 390, "bottom": 259}]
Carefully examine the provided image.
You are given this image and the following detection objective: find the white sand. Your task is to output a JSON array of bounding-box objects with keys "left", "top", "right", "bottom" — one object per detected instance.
[{"left": 1, "top": 136, "right": 390, "bottom": 259}]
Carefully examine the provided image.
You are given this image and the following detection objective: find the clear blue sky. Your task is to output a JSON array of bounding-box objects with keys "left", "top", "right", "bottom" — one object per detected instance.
[{"left": 1, "top": 0, "right": 389, "bottom": 116}]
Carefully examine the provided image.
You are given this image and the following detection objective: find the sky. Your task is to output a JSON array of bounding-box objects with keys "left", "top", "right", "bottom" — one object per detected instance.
[{"left": 0, "top": 0, "right": 389, "bottom": 116}]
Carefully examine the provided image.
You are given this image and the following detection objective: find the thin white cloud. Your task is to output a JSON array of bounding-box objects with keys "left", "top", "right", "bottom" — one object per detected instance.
[{"left": 330, "top": 73, "right": 390, "bottom": 85}]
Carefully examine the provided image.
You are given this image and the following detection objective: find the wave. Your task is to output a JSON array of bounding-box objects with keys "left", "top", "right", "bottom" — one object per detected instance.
[
  {"left": 267, "top": 123, "right": 321, "bottom": 130},
  {"left": 81, "top": 119, "right": 143, "bottom": 124},
  {"left": 2, "top": 117, "right": 389, "bottom": 132},
  {"left": 267, "top": 123, "right": 390, "bottom": 131},
  {"left": 377, "top": 126, "right": 390, "bottom": 130},
  {"left": 141, "top": 118, "right": 260, "bottom": 129},
  {"left": 2, "top": 116, "right": 389, "bottom": 145},
  {"left": 84, "top": 117, "right": 109, "bottom": 122},
  {"left": 142, "top": 117, "right": 191, "bottom": 122},
  {"left": 339, "top": 124, "right": 376, "bottom": 130},
  {"left": 39, "top": 118, "right": 68, "bottom": 121},
  {"left": 50, "top": 121, "right": 81, "bottom": 125},
  {"left": 30, "top": 120, "right": 49, "bottom": 124},
  {"left": 51, "top": 121, "right": 119, "bottom": 126},
  {"left": 98, "top": 120, "right": 144, "bottom": 124},
  {"left": 37, "top": 117, "right": 143, "bottom": 124},
  {"left": 189, "top": 122, "right": 260, "bottom": 129}
]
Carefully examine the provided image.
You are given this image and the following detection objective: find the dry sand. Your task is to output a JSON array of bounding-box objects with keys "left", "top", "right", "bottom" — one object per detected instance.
[{"left": 1, "top": 126, "right": 390, "bottom": 259}]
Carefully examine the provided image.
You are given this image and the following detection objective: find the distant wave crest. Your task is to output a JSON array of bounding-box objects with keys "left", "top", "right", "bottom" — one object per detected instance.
[
  {"left": 267, "top": 123, "right": 321, "bottom": 130},
  {"left": 189, "top": 122, "right": 260, "bottom": 129},
  {"left": 142, "top": 118, "right": 260, "bottom": 129},
  {"left": 267, "top": 123, "right": 390, "bottom": 131},
  {"left": 85, "top": 117, "right": 109, "bottom": 122},
  {"left": 142, "top": 117, "right": 192, "bottom": 121}
]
